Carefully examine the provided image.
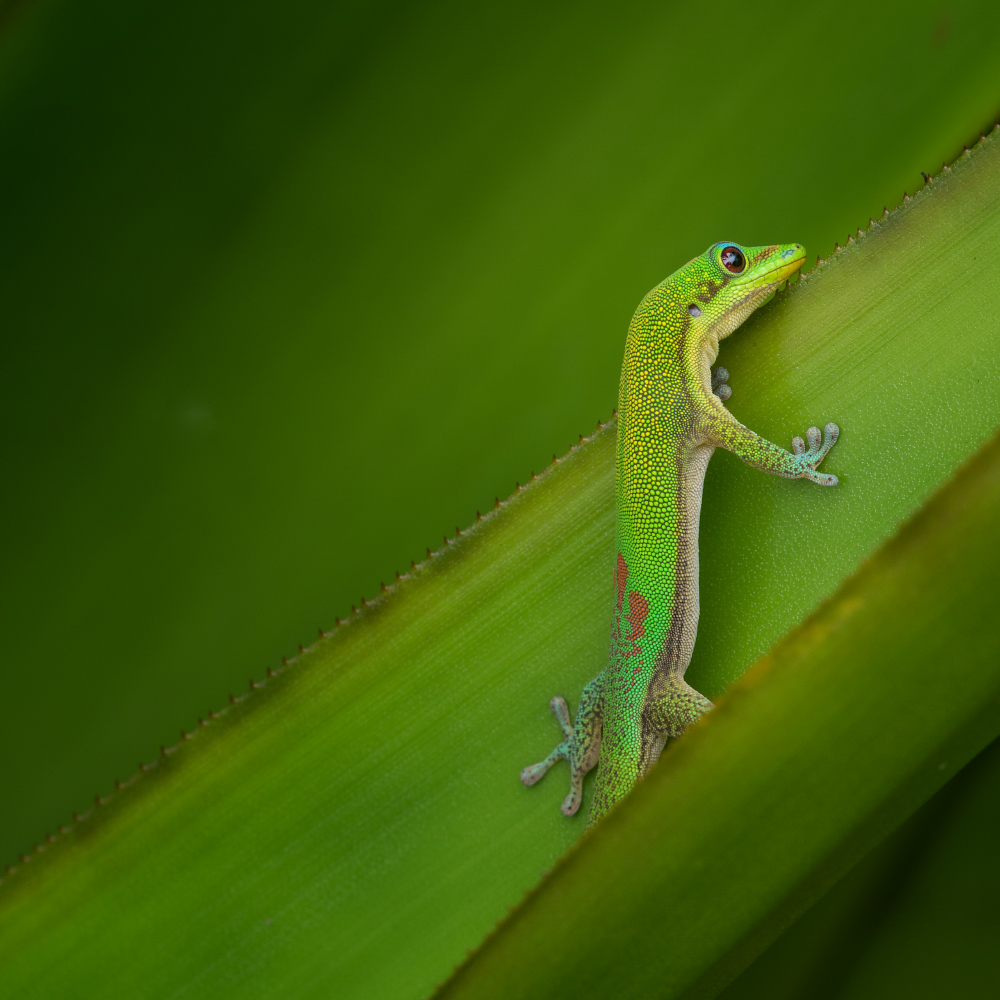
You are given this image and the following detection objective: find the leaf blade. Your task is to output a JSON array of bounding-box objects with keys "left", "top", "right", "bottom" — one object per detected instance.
[
  {"left": 436, "top": 430, "right": 1000, "bottom": 1000},
  {"left": 5, "top": 112, "right": 1000, "bottom": 1000},
  {"left": 8, "top": 0, "right": 1000, "bottom": 866}
]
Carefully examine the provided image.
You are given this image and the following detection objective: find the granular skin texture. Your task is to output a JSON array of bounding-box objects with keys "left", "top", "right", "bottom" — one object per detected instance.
[{"left": 521, "top": 241, "right": 840, "bottom": 826}]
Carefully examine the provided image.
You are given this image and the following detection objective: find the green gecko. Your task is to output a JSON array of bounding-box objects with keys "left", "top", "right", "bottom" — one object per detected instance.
[{"left": 521, "top": 241, "right": 839, "bottom": 827}]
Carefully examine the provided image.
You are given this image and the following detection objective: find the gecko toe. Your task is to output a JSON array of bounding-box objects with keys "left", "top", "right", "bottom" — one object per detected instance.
[
  {"left": 815, "top": 424, "right": 838, "bottom": 462},
  {"left": 807, "top": 470, "right": 839, "bottom": 486},
  {"left": 520, "top": 744, "right": 568, "bottom": 786},
  {"left": 711, "top": 367, "right": 731, "bottom": 400},
  {"left": 550, "top": 695, "right": 574, "bottom": 739},
  {"left": 521, "top": 762, "right": 548, "bottom": 786},
  {"left": 561, "top": 785, "right": 583, "bottom": 817}
]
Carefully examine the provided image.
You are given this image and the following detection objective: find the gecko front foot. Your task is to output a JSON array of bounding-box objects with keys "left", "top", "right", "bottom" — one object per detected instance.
[
  {"left": 711, "top": 366, "right": 732, "bottom": 402},
  {"left": 520, "top": 679, "right": 602, "bottom": 817},
  {"left": 790, "top": 422, "right": 839, "bottom": 485}
]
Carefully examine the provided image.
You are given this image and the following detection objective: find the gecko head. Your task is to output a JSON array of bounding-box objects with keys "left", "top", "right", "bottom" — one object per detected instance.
[{"left": 684, "top": 242, "right": 807, "bottom": 344}]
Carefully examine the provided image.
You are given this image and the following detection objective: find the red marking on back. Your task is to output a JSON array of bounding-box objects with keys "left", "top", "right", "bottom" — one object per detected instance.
[
  {"left": 627, "top": 591, "right": 649, "bottom": 640},
  {"left": 616, "top": 553, "right": 628, "bottom": 611}
]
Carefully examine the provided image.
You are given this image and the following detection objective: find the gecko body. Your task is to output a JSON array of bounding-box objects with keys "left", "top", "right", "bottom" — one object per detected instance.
[{"left": 521, "top": 241, "right": 839, "bottom": 827}]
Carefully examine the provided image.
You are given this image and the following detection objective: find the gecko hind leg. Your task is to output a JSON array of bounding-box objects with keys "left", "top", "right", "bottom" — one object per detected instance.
[
  {"left": 650, "top": 674, "right": 714, "bottom": 749},
  {"left": 520, "top": 675, "right": 603, "bottom": 817},
  {"left": 712, "top": 366, "right": 732, "bottom": 402}
]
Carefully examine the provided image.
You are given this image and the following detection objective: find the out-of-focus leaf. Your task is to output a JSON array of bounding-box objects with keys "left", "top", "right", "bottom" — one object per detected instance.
[
  {"left": 719, "top": 741, "right": 984, "bottom": 1000},
  {"left": 828, "top": 739, "right": 1000, "bottom": 999},
  {"left": 2, "top": 107, "right": 1000, "bottom": 1000},
  {"left": 5, "top": 0, "right": 1000, "bottom": 865}
]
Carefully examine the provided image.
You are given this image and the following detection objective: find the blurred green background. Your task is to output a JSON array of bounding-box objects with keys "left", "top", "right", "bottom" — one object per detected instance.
[
  {"left": 2, "top": 0, "right": 1000, "bottom": 973},
  {"left": 719, "top": 735, "right": 1000, "bottom": 999}
]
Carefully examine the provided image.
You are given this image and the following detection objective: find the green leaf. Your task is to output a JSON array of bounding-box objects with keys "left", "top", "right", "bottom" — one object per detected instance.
[
  {"left": 825, "top": 739, "right": 1000, "bottom": 999},
  {"left": 718, "top": 736, "right": 1000, "bottom": 1000},
  {"left": 7, "top": 0, "right": 1000, "bottom": 865},
  {"left": 436, "top": 433, "right": 1000, "bottom": 1000},
  {"left": 3, "top": 126, "right": 1000, "bottom": 998}
]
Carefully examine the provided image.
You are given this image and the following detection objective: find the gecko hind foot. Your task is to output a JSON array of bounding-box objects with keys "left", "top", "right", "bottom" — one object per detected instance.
[
  {"left": 790, "top": 422, "right": 839, "bottom": 485},
  {"left": 711, "top": 366, "right": 732, "bottom": 402},
  {"left": 520, "top": 682, "right": 602, "bottom": 817}
]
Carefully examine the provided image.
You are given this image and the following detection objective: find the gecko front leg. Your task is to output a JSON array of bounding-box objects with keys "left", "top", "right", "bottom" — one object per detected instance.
[
  {"left": 520, "top": 673, "right": 604, "bottom": 817},
  {"left": 702, "top": 402, "right": 839, "bottom": 485}
]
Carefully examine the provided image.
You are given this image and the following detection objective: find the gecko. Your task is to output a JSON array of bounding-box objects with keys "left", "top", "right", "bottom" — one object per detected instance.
[{"left": 521, "top": 241, "right": 839, "bottom": 828}]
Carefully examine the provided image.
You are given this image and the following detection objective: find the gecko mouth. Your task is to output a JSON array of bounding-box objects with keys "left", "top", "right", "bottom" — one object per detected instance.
[
  {"left": 741, "top": 253, "right": 806, "bottom": 290},
  {"left": 721, "top": 254, "right": 805, "bottom": 328}
]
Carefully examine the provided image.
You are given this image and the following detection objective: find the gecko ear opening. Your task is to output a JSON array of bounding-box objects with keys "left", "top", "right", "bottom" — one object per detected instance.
[{"left": 687, "top": 304, "right": 701, "bottom": 317}]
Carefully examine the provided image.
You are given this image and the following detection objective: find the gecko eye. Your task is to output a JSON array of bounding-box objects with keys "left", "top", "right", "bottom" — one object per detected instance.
[{"left": 720, "top": 246, "right": 746, "bottom": 273}]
